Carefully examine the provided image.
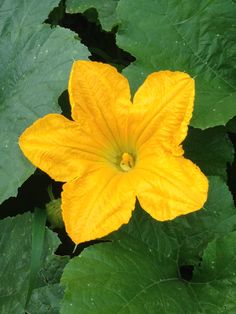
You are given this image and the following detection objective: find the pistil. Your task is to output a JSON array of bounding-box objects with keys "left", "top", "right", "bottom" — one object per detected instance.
[{"left": 120, "top": 152, "right": 134, "bottom": 172}]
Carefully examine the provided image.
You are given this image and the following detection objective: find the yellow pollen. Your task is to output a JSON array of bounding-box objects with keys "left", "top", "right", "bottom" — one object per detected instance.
[{"left": 120, "top": 152, "right": 134, "bottom": 172}]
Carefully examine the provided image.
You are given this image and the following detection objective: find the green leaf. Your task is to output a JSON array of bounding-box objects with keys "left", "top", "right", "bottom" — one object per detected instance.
[
  {"left": 0, "top": 0, "right": 89, "bottom": 204},
  {"left": 40, "top": 255, "right": 69, "bottom": 285},
  {"left": 0, "top": 0, "right": 58, "bottom": 32},
  {"left": 0, "top": 212, "right": 68, "bottom": 313},
  {"left": 116, "top": 0, "right": 236, "bottom": 129},
  {"left": 61, "top": 241, "right": 184, "bottom": 314},
  {"left": 27, "top": 284, "right": 63, "bottom": 314},
  {"left": 191, "top": 232, "right": 236, "bottom": 312},
  {"left": 184, "top": 126, "right": 234, "bottom": 180},
  {"left": 66, "top": 0, "right": 118, "bottom": 31},
  {"left": 61, "top": 177, "right": 236, "bottom": 313}
]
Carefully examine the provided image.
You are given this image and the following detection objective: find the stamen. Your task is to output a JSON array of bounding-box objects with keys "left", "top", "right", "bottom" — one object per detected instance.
[{"left": 120, "top": 152, "right": 134, "bottom": 172}]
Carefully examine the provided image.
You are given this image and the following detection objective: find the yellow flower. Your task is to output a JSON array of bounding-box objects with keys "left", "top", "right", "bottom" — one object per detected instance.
[{"left": 19, "top": 61, "right": 208, "bottom": 244}]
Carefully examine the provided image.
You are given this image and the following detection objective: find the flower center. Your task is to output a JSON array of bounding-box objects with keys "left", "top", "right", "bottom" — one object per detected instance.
[{"left": 119, "top": 152, "right": 134, "bottom": 172}]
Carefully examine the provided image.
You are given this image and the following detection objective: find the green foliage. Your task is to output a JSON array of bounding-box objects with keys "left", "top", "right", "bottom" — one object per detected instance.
[
  {"left": 0, "top": 212, "right": 68, "bottom": 313},
  {"left": 184, "top": 126, "right": 234, "bottom": 180},
  {"left": 0, "top": 0, "right": 89, "bottom": 204},
  {"left": 116, "top": 0, "right": 236, "bottom": 129},
  {"left": 119, "top": 177, "right": 236, "bottom": 266},
  {"left": 62, "top": 233, "right": 236, "bottom": 313},
  {"left": 66, "top": 0, "right": 118, "bottom": 31},
  {"left": 27, "top": 284, "right": 63, "bottom": 314},
  {"left": 192, "top": 232, "right": 236, "bottom": 312},
  {"left": 1, "top": 0, "right": 236, "bottom": 312},
  {"left": 61, "top": 177, "right": 236, "bottom": 313}
]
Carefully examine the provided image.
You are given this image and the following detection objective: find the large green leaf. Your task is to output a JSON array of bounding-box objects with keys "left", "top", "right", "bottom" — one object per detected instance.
[
  {"left": 116, "top": 0, "right": 236, "bottom": 129},
  {"left": 0, "top": 0, "right": 89, "bottom": 204},
  {"left": 61, "top": 177, "right": 236, "bottom": 313},
  {"left": 66, "top": 0, "right": 118, "bottom": 31},
  {"left": 184, "top": 126, "right": 234, "bottom": 180},
  {"left": 62, "top": 234, "right": 236, "bottom": 313},
  {"left": 0, "top": 212, "right": 68, "bottom": 313}
]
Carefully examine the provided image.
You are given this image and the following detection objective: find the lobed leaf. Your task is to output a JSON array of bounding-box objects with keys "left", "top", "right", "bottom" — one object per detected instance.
[
  {"left": 0, "top": 0, "right": 89, "bottom": 204},
  {"left": 116, "top": 0, "right": 236, "bottom": 129}
]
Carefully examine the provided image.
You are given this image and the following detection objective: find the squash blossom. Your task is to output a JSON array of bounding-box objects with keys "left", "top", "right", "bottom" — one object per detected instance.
[{"left": 19, "top": 61, "right": 208, "bottom": 244}]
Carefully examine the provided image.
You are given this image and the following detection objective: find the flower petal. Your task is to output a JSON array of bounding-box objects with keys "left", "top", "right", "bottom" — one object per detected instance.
[
  {"left": 69, "top": 61, "right": 131, "bottom": 120},
  {"left": 132, "top": 71, "right": 194, "bottom": 155},
  {"left": 136, "top": 152, "right": 208, "bottom": 221},
  {"left": 19, "top": 114, "right": 105, "bottom": 182},
  {"left": 69, "top": 61, "right": 132, "bottom": 152},
  {"left": 61, "top": 167, "right": 136, "bottom": 244}
]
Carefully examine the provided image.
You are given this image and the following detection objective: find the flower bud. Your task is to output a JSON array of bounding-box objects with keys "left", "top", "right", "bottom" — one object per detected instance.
[{"left": 46, "top": 198, "right": 64, "bottom": 229}]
